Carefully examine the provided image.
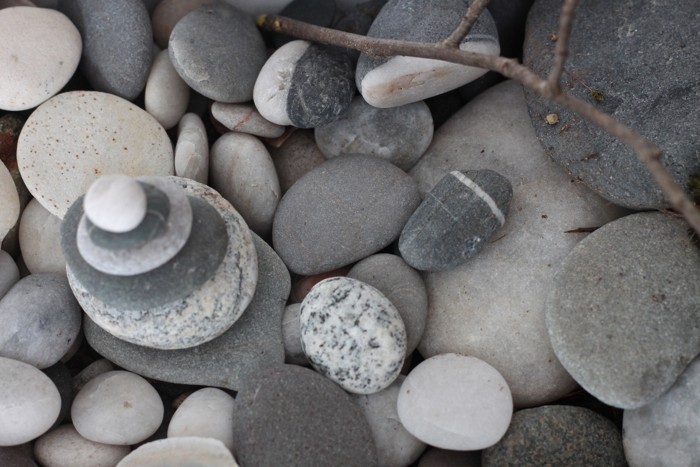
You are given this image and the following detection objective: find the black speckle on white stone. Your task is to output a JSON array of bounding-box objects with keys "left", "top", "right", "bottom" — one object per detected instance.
[
  {"left": 300, "top": 276, "right": 407, "bottom": 394},
  {"left": 399, "top": 169, "right": 512, "bottom": 271}
]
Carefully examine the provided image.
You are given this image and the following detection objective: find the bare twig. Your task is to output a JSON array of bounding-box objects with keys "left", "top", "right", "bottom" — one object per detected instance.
[
  {"left": 441, "top": 0, "right": 493, "bottom": 48},
  {"left": 257, "top": 13, "right": 700, "bottom": 234},
  {"left": 547, "top": 0, "right": 579, "bottom": 90}
]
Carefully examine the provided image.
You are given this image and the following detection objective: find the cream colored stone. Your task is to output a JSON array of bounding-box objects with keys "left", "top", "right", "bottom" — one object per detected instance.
[
  {"left": 19, "top": 198, "right": 66, "bottom": 275},
  {"left": 117, "top": 437, "right": 239, "bottom": 467},
  {"left": 34, "top": 424, "right": 131, "bottom": 467},
  {"left": 167, "top": 388, "right": 235, "bottom": 451}
]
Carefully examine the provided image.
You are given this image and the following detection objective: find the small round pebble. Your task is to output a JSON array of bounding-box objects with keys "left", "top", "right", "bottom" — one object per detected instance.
[
  {"left": 33, "top": 424, "right": 131, "bottom": 467},
  {"left": 175, "top": 113, "right": 209, "bottom": 184},
  {"left": 0, "top": 250, "right": 19, "bottom": 299},
  {"left": 268, "top": 129, "right": 326, "bottom": 193},
  {"left": 117, "top": 437, "right": 238, "bottom": 467},
  {"left": 0, "top": 356, "right": 61, "bottom": 446},
  {"left": 83, "top": 175, "right": 147, "bottom": 233},
  {"left": 71, "top": 371, "right": 164, "bottom": 445},
  {"left": 18, "top": 199, "right": 66, "bottom": 275},
  {"left": 145, "top": 49, "right": 191, "bottom": 130},
  {"left": 167, "top": 387, "right": 235, "bottom": 452},
  {"left": 300, "top": 276, "right": 407, "bottom": 394},
  {"left": 397, "top": 353, "right": 513, "bottom": 450}
]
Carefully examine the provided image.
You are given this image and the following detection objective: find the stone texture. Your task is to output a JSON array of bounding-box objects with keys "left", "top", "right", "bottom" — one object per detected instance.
[
  {"left": 232, "top": 364, "right": 378, "bottom": 466},
  {"left": 117, "top": 437, "right": 238, "bottom": 467},
  {"left": 17, "top": 91, "right": 174, "bottom": 219},
  {"left": 167, "top": 387, "right": 235, "bottom": 451},
  {"left": 269, "top": 129, "right": 325, "bottom": 193},
  {"left": 482, "top": 405, "right": 626, "bottom": 466},
  {"left": 18, "top": 199, "right": 66, "bottom": 275},
  {"left": 273, "top": 154, "right": 421, "bottom": 275},
  {"left": 0, "top": 250, "right": 19, "bottom": 299},
  {"left": 315, "top": 96, "right": 433, "bottom": 171},
  {"left": 523, "top": 0, "right": 700, "bottom": 209},
  {"left": 0, "top": 7, "right": 81, "bottom": 111},
  {"left": 83, "top": 233, "right": 288, "bottom": 392},
  {"left": 33, "top": 424, "right": 131, "bottom": 467},
  {"left": 151, "top": 0, "right": 212, "bottom": 49},
  {"left": 399, "top": 169, "right": 513, "bottom": 271},
  {"left": 410, "top": 80, "right": 625, "bottom": 407},
  {"left": 175, "top": 113, "right": 209, "bottom": 184},
  {"left": 546, "top": 212, "right": 700, "bottom": 409},
  {"left": 145, "top": 49, "right": 191, "bottom": 130},
  {"left": 0, "top": 444, "right": 38, "bottom": 467},
  {"left": 211, "top": 102, "right": 285, "bottom": 138},
  {"left": 169, "top": 2, "right": 267, "bottom": 102},
  {"left": 417, "top": 448, "right": 481, "bottom": 467},
  {"left": 300, "top": 277, "right": 407, "bottom": 394},
  {"left": 60, "top": 0, "right": 153, "bottom": 100}
]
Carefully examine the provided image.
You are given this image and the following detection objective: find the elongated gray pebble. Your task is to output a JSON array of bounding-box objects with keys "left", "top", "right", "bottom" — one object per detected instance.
[
  {"left": 145, "top": 49, "right": 191, "bottom": 130},
  {"left": 175, "top": 113, "right": 209, "bottom": 184}
]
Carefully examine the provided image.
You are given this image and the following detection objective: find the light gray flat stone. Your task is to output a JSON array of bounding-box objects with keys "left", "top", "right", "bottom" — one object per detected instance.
[{"left": 145, "top": 49, "right": 191, "bottom": 130}]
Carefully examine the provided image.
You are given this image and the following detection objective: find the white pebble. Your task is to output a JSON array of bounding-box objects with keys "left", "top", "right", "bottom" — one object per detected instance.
[
  {"left": 117, "top": 437, "right": 239, "bottom": 467},
  {"left": 83, "top": 175, "right": 147, "bottom": 233},
  {"left": 168, "top": 387, "right": 235, "bottom": 452},
  {"left": 175, "top": 113, "right": 209, "bottom": 184},
  {"left": 33, "top": 424, "right": 131, "bottom": 467},
  {"left": 19, "top": 198, "right": 66, "bottom": 275}
]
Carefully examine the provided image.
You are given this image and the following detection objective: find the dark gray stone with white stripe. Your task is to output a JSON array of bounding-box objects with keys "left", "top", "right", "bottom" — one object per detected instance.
[{"left": 399, "top": 169, "right": 512, "bottom": 271}]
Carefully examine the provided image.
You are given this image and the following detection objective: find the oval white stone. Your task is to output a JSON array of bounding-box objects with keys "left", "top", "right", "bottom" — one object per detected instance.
[
  {"left": 168, "top": 387, "right": 235, "bottom": 451},
  {"left": 34, "top": 424, "right": 131, "bottom": 467},
  {"left": 83, "top": 174, "right": 147, "bottom": 233},
  {"left": 19, "top": 198, "right": 66, "bottom": 275},
  {"left": 397, "top": 353, "right": 513, "bottom": 450}
]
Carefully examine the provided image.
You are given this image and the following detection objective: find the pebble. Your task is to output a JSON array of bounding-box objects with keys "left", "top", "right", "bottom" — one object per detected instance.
[
  {"left": 623, "top": 355, "right": 700, "bottom": 466},
  {"left": 356, "top": 0, "right": 500, "bottom": 107},
  {"left": 175, "top": 113, "right": 209, "bottom": 184},
  {"left": 62, "top": 177, "right": 258, "bottom": 350},
  {"left": 0, "top": 7, "right": 81, "bottom": 111},
  {"left": 72, "top": 358, "right": 115, "bottom": 394},
  {"left": 167, "top": 387, "right": 235, "bottom": 451},
  {"left": 482, "top": 405, "right": 626, "bottom": 466},
  {"left": 523, "top": 0, "right": 700, "bottom": 209},
  {"left": 33, "top": 424, "right": 131, "bottom": 467},
  {"left": 0, "top": 250, "right": 19, "bottom": 299},
  {"left": 71, "top": 370, "right": 164, "bottom": 445},
  {"left": 314, "top": 96, "right": 434, "bottom": 171},
  {"left": 289, "top": 266, "right": 351, "bottom": 303},
  {"left": 145, "top": 49, "right": 191, "bottom": 130},
  {"left": 83, "top": 233, "right": 288, "bottom": 392},
  {"left": 268, "top": 129, "right": 326, "bottom": 193},
  {"left": 0, "top": 160, "right": 19, "bottom": 243},
  {"left": 209, "top": 132, "right": 281, "bottom": 237},
  {"left": 253, "top": 40, "right": 355, "bottom": 128},
  {"left": 0, "top": 356, "right": 61, "bottom": 446},
  {"left": 545, "top": 212, "right": 700, "bottom": 409},
  {"left": 0, "top": 274, "right": 81, "bottom": 369},
  {"left": 347, "top": 253, "right": 427, "bottom": 355},
  {"left": 16, "top": 91, "right": 174, "bottom": 219},
  {"left": 300, "top": 276, "right": 407, "bottom": 394},
  {"left": 83, "top": 175, "right": 147, "bottom": 233},
  {"left": 151, "top": 0, "right": 211, "bottom": 49},
  {"left": 397, "top": 353, "right": 513, "bottom": 450},
  {"left": 273, "top": 154, "right": 421, "bottom": 275},
  {"left": 60, "top": 0, "right": 153, "bottom": 101},
  {"left": 211, "top": 102, "right": 286, "bottom": 139},
  {"left": 350, "top": 375, "right": 427, "bottom": 467},
  {"left": 282, "top": 303, "right": 308, "bottom": 365},
  {"left": 399, "top": 169, "right": 513, "bottom": 271},
  {"left": 117, "top": 437, "right": 239, "bottom": 467},
  {"left": 410, "top": 80, "right": 624, "bottom": 407},
  {"left": 18, "top": 199, "right": 66, "bottom": 275},
  {"left": 232, "top": 364, "right": 378, "bottom": 466},
  {"left": 169, "top": 3, "right": 267, "bottom": 103}
]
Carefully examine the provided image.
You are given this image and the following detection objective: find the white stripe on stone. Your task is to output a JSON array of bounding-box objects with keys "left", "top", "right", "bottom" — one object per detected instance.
[{"left": 450, "top": 171, "right": 506, "bottom": 226}]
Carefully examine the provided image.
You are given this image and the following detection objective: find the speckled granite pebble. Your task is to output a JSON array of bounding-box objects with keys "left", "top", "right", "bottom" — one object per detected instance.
[
  {"left": 117, "top": 437, "right": 239, "bottom": 467},
  {"left": 33, "top": 424, "right": 131, "bottom": 467},
  {"left": 300, "top": 276, "right": 407, "bottom": 394},
  {"left": 482, "top": 405, "right": 626, "bottom": 466}
]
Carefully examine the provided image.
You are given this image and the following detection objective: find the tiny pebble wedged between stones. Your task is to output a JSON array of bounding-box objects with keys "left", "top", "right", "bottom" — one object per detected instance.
[{"left": 269, "top": 129, "right": 326, "bottom": 193}]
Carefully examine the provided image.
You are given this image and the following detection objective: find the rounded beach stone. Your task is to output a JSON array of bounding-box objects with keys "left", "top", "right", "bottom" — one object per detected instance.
[
  {"left": 523, "top": 0, "right": 700, "bottom": 209},
  {"left": 18, "top": 199, "right": 66, "bottom": 275},
  {"left": 0, "top": 250, "right": 19, "bottom": 299},
  {"left": 33, "top": 424, "right": 131, "bottom": 467},
  {"left": 282, "top": 303, "right": 308, "bottom": 365},
  {"left": 151, "top": 0, "right": 211, "bottom": 49},
  {"left": 623, "top": 355, "right": 700, "bottom": 466},
  {"left": 71, "top": 370, "right": 164, "bottom": 445},
  {"left": 399, "top": 169, "right": 513, "bottom": 271},
  {"left": 273, "top": 154, "right": 421, "bottom": 275},
  {"left": 350, "top": 375, "right": 426, "bottom": 467},
  {"left": 347, "top": 253, "right": 427, "bottom": 355},
  {"left": 175, "top": 113, "right": 209, "bottom": 184},
  {"left": 167, "top": 387, "right": 235, "bottom": 451},
  {"left": 482, "top": 405, "right": 626, "bottom": 466},
  {"left": 209, "top": 133, "right": 281, "bottom": 237},
  {"left": 211, "top": 102, "right": 285, "bottom": 138},
  {"left": 300, "top": 276, "right": 407, "bottom": 394},
  {"left": 72, "top": 358, "right": 116, "bottom": 394},
  {"left": 83, "top": 174, "right": 147, "bottom": 234},
  {"left": 145, "top": 49, "right": 191, "bottom": 130},
  {"left": 356, "top": 0, "right": 500, "bottom": 108},
  {"left": 545, "top": 212, "right": 700, "bottom": 409},
  {"left": 0, "top": 161, "right": 19, "bottom": 243},
  {"left": 232, "top": 364, "right": 378, "bottom": 466},
  {"left": 60, "top": 0, "right": 153, "bottom": 100},
  {"left": 117, "top": 437, "right": 238, "bottom": 467},
  {"left": 254, "top": 40, "right": 355, "bottom": 128},
  {"left": 0, "top": 356, "right": 61, "bottom": 446},
  {"left": 269, "top": 129, "right": 326, "bottom": 193},
  {"left": 0, "top": 7, "right": 81, "bottom": 111},
  {"left": 169, "top": 3, "right": 267, "bottom": 103},
  {"left": 0, "top": 274, "right": 81, "bottom": 369},
  {"left": 314, "top": 96, "right": 434, "bottom": 171},
  {"left": 17, "top": 91, "right": 174, "bottom": 219},
  {"left": 397, "top": 354, "right": 513, "bottom": 450}
]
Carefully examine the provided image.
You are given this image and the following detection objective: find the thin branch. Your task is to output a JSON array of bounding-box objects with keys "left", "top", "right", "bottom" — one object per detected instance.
[
  {"left": 441, "top": 0, "right": 493, "bottom": 48},
  {"left": 547, "top": 0, "right": 579, "bottom": 89},
  {"left": 257, "top": 15, "right": 700, "bottom": 234}
]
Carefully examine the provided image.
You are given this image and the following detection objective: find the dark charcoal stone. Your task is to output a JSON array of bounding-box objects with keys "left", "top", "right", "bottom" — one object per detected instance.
[
  {"left": 482, "top": 405, "right": 626, "bottom": 466},
  {"left": 523, "top": 0, "right": 700, "bottom": 209},
  {"left": 399, "top": 169, "right": 512, "bottom": 271},
  {"left": 232, "top": 364, "right": 378, "bottom": 467},
  {"left": 83, "top": 234, "right": 289, "bottom": 392},
  {"left": 274, "top": 0, "right": 338, "bottom": 47}
]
